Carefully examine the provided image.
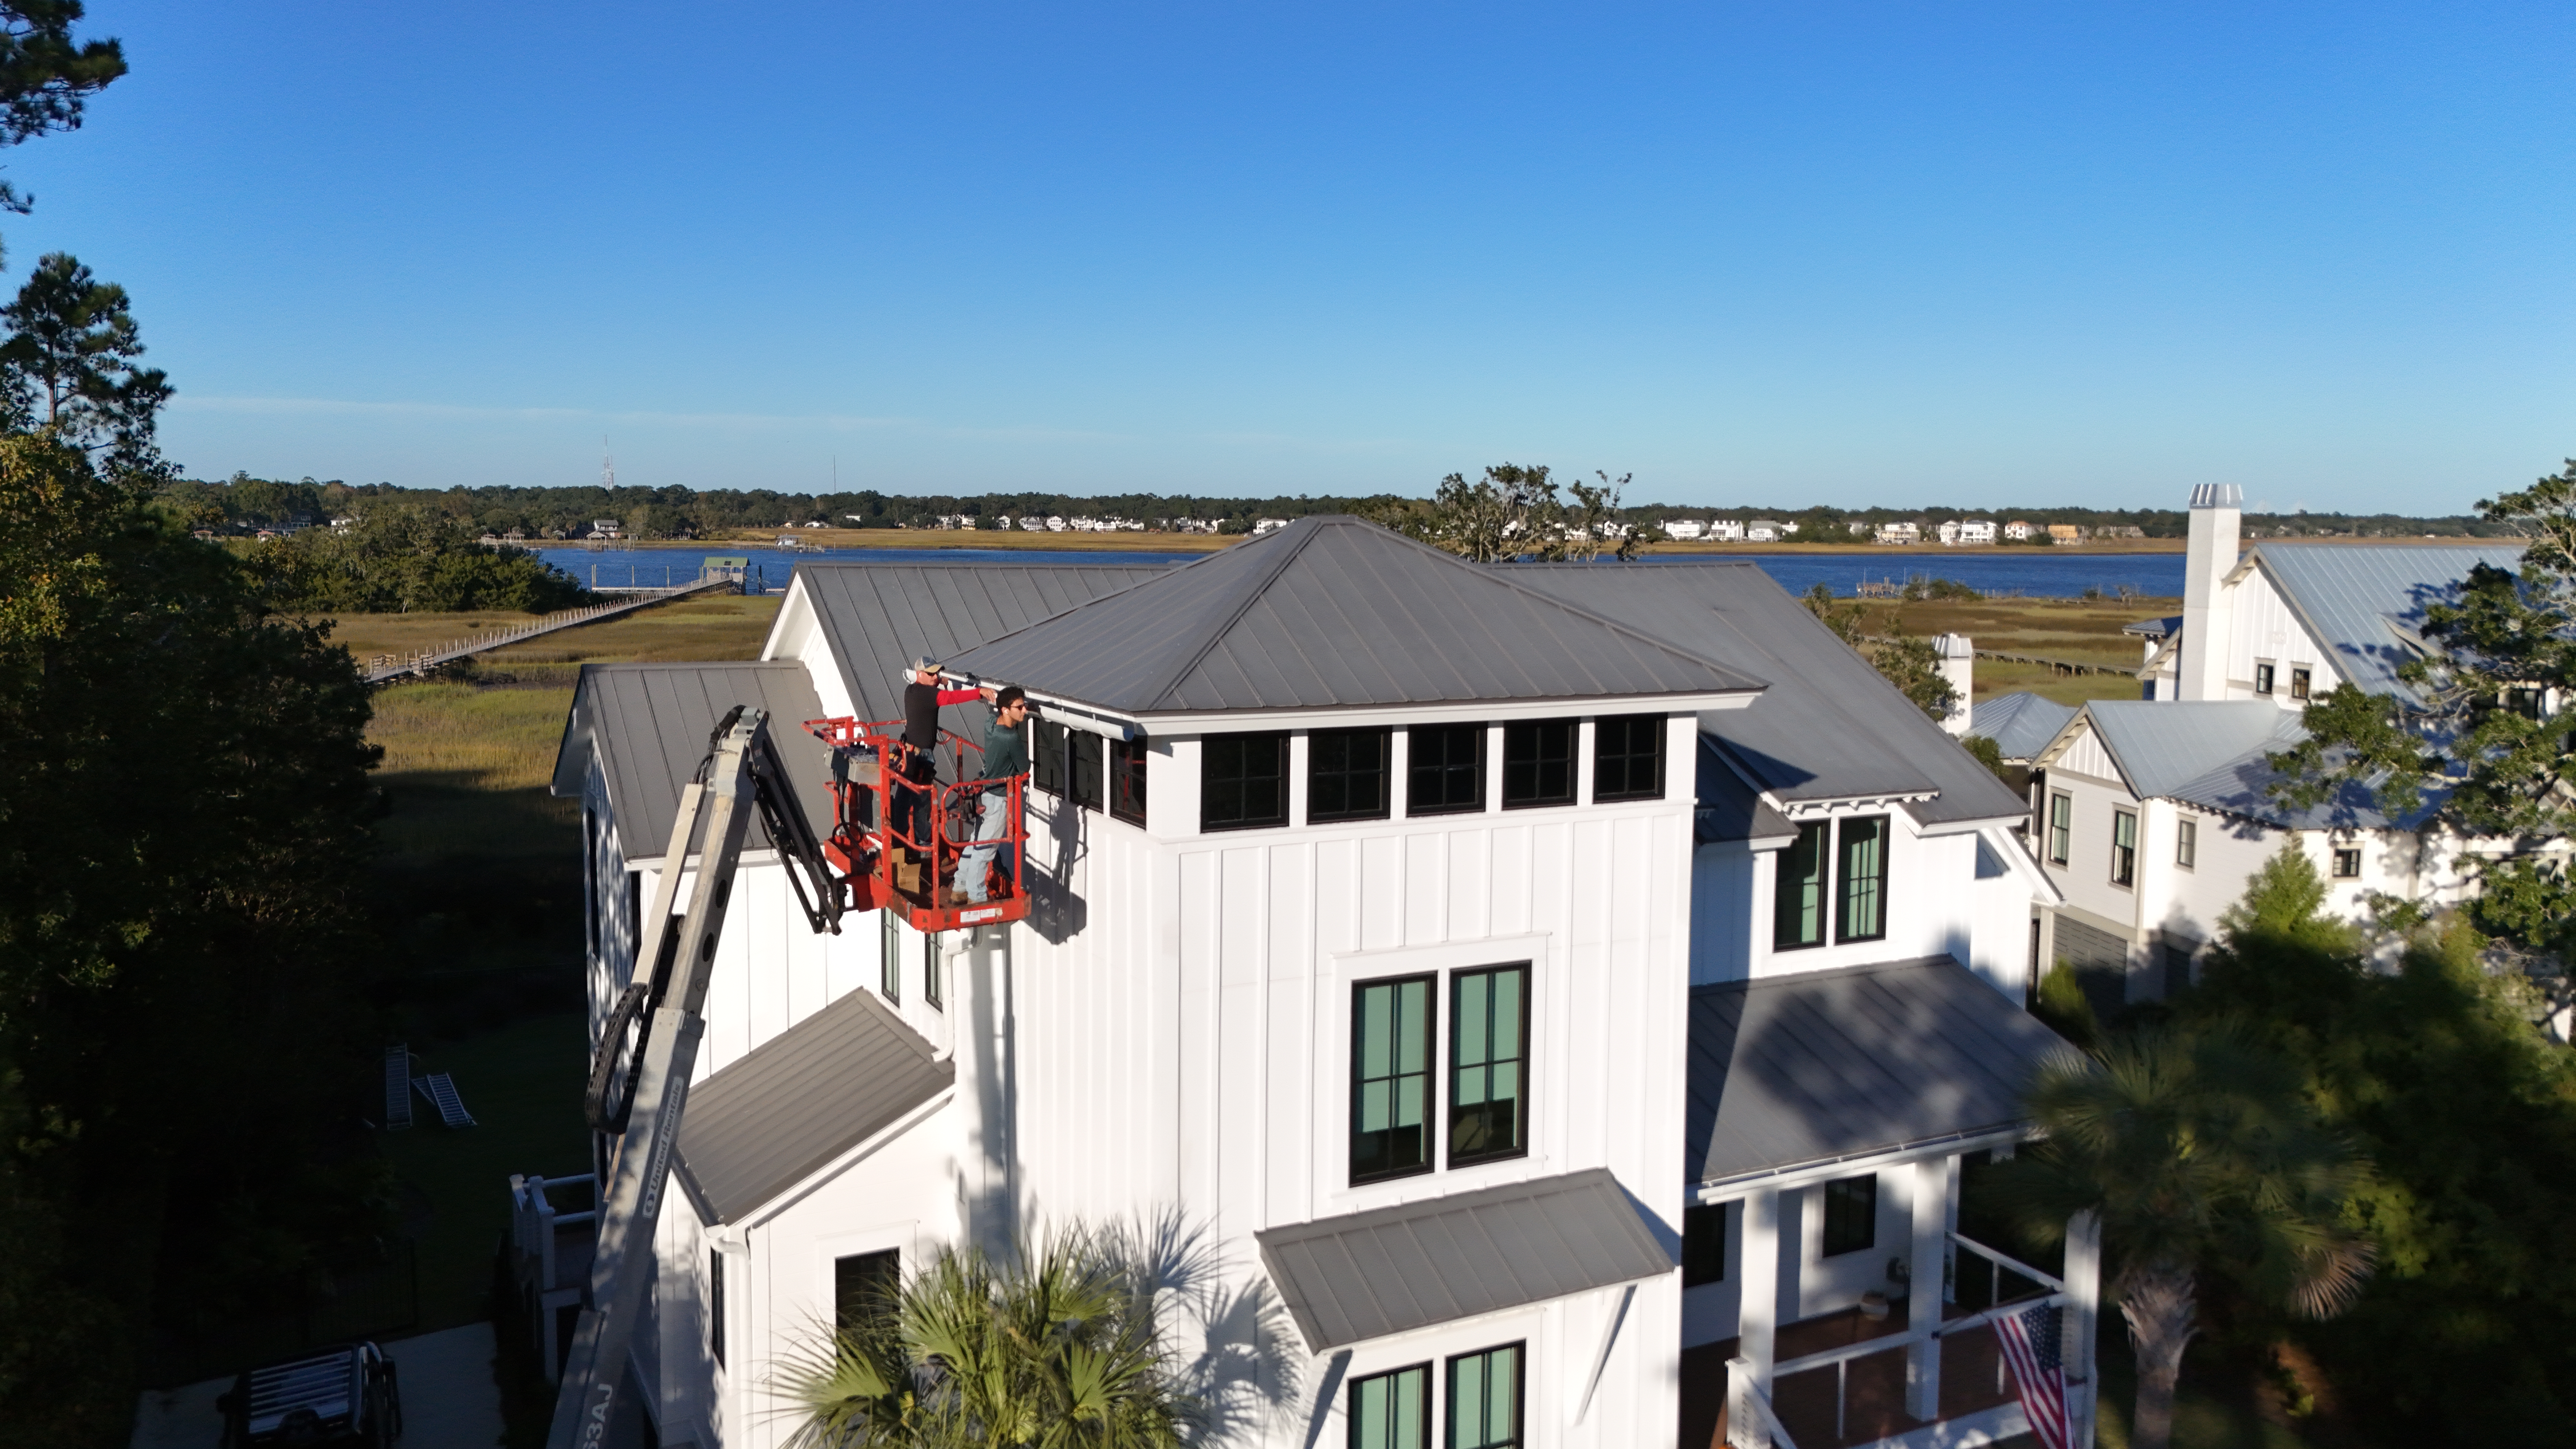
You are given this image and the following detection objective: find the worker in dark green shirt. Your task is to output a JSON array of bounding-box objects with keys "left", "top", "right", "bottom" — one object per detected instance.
[{"left": 954, "top": 685, "right": 1032, "bottom": 904}]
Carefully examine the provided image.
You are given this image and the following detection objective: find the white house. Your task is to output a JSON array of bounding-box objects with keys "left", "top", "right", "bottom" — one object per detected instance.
[
  {"left": 1743, "top": 520, "right": 1788, "bottom": 543},
  {"left": 1663, "top": 519, "right": 1707, "bottom": 541},
  {"left": 1873, "top": 523, "right": 1920, "bottom": 546},
  {"left": 1938, "top": 521, "right": 1997, "bottom": 547},
  {"left": 2001, "top": 522, "right": 2034, "bottom": 542},
  {"left": 544, "top": 521, "right": 2089, "bottom": 1449}
]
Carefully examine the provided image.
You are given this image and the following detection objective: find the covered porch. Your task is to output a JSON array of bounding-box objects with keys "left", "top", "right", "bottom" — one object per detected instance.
[{"left": 1683, "top": 958, "right": 2101, "bottom": 1449}]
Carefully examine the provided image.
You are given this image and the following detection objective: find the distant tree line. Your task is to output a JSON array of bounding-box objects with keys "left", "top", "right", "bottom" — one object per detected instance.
[{"left": 149, "top": 475, "right": 2509, "bottom": 542}]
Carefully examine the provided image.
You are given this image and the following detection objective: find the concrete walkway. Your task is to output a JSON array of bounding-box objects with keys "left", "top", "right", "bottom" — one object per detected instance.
[{"left": 132, "top": 1321, "right": 506, "bottom": 1449}]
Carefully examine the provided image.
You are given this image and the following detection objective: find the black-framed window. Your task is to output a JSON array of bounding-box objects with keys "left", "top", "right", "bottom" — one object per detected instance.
[
  {"left": 584, "top": 807, "right": 598, "bottom": 958},
  {"left": 1592, "top": 714, "right": 1665, "bottom": 801},
  {"left": 1310, "top": 727, "right": 1392, "bottom": 823},
  {"left": 1821, "top": 1174, "right": 1876, "bottom": 1257},
  {"left": 2332, "top": 847, "right": 2361, "bottom": 878},
  {"left": 2176, "top": 818, "right": 2197, "bottom": 869},
  {"left": 1032, "top": 718, "right": 1068, "bottom": 797},
  {"left": 1446, "top": 1344, "right": 1523, "bottom": 1449},
  {"left": 1681, "top": 1203, "right": 1727, "bottom": 1288},
  {"left": 1201, "top": 732, "right": 1289, "bottom": 831},
  {"left": 2047, "top": 793, "right": 2072, "bottom": 865},
  {"left": 1773, "top": 821, "right": 1827, "bottom": 950},
  {"left": 624, "top": 872, "right": 640, "bottom": 956},
  {"left": 1407, "top": 724, "right": 1485, "bottom": 816},
  {"left": 880, "top": 909, "right": 900, "bottom": 1004},
  {"left": 924, "top": 929, "right": 942, "bottom": 1010},
  {"left": 1351, "top": 975, "right": 1434, "bottom": 1184},
  {"left": 2290, "top": 667, "right": 2312, "bottom": 701},
  {"left": 709, "top": 1248, "right": 726, "bottom": 1367},
  {"left": 1449, "top": 965, "right": 1529, "bottom": 1167},
  {"left": 2254, "top": 662, "right": 2276, "bottom": 695},
  {"left": 1347, "top": 1362, "right": 1430, "bottom": 1449},
  {"left": 834, "top": 1248, "right": 901, "bottom": 1328},
  {"left": 1068, "top": 731, "right": 1103, "bottom": 811},
  {"left": 1835, "top": 816, "right": 1888, "bottom": 944},
  {"left": 2111, "top": 810, "right": 2137, "bottom": 887},
  {"left": 1109, "top": 737, "right": 1148, "bottom": 825},
  {"left": 1500, "top": 719, "right": 1576, "bottom": 809}
]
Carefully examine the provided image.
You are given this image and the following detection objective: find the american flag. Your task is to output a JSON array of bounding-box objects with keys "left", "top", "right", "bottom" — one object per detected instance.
[{"left": 1993, "top": 1301, "right": 2071, "bottom": 1449}]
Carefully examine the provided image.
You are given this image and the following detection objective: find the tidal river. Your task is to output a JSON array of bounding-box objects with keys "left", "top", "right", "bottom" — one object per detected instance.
[{"left": 534, "top": 545, "right": 2189, "bottom": 600}]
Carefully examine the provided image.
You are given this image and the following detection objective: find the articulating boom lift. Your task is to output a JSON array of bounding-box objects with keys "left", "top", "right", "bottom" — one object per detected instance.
[{"left": 546, "top": 706, "right": 845, "bottom": 1449}]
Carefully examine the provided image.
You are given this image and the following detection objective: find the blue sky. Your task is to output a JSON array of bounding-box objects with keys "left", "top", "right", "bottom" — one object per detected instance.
[{"left": 8, "top": 1, "right": 2570, "bottom": 511}]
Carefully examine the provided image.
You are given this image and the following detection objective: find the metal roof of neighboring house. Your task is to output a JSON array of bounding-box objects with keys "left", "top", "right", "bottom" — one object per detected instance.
[
  {"left": 1500, "top": 562, "right": 2029, "bottom": 825},
  {"left": 787, "top": 560, "right": 1172, "bottom": 722},
  {"left": 674, "top": 985, "right": 953, "bottom": 1224},
  {"left": 2068, "top": 699, "right": 2434, "bottom": 831},
  {"left": 2121, "top": 614, "right": 2182, "bottom": 639},
  {"left": 550, "top": 662, "right": 837, "bottom": 862},
  {"left": 1254, "top": 1168, "right": 1674, "bottom": 1351},
  {"left": 1968, "top": 692, "right": 2079, "bottom": 764},
  {"left": 2251, "top": 543, "right": 2524, "bottom": 706},
  {"left": 943, "top": 516, "right": 1769, "bottom": 716},
  {"left": 1686, "top": 956, "right": 2064, "bottom": 1185},
  {"left": 1695, "top": 736, "right": 1797, "bottom": 846}
]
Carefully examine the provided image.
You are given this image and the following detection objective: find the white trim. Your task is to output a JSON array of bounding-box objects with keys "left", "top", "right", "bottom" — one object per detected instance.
[
  {"left": 1135, "top": 690, "right": 1760, "bottom": 734},
  {"left": 1692, "top": 1126, "right": 2030, "bottom": 1201}
]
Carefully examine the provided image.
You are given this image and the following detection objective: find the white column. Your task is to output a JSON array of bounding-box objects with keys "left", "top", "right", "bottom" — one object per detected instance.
[
  {"left": 2063, "top": 1208, "right": 2103, "bottom": 1449},
  {"left": 1726, "top": 1355, "right": 1770, "bottom": 1449},
  {"left": 1906, "top": 1156, "right": 1954, "bottom": 1420},
  {"left": 1737, "top": 1189, "right": 1779, "bottom": 1387}
]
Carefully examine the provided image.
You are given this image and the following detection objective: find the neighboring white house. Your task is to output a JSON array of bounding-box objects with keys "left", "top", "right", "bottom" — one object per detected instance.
[
  {"left": 1938, "top": 520, "right": 1997, "bottom": 547},
  {"left": 1743, "top": 519, "right": 1788, "bottom": 543},
  {"left": 1706, "top": 518, "right": 1745, "bottom": 542},
  {"left": 2002, "top": 521, "right": 2034, "bottom": 542},
  {"left": 1873, "top": 522, "right": 1920, "bottom": 546},
  {"left": 545, "top": 522, "right": 2089, "bottom": 1449},
  {"left": 1663, "top": 518, "right": 1706, "bottom": 541}
]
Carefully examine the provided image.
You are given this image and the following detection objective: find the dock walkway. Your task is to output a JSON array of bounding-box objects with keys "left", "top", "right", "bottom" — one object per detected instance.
[{"left": 363, "top": 579, "right": 732, "bottom": 684}]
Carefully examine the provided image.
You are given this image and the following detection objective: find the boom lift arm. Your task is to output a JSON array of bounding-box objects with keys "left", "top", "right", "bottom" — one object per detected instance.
[{"left": 547, "top": 706, "right": 842, "bottom": 1449}]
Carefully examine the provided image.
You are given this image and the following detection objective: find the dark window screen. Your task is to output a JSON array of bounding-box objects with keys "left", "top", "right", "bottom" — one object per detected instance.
[
  {"left": 1032, "top": 719, "right": 1068, "bottom": 797},
  {"left": 1309, "top": 728, "right": 1392, "bottom": 822},
  {"left": 1202, "top": 733, "right": 1289, "bottom": 831},
  {"left": 1068, "top": 730, "right": 1103, "bottom": 811},
  {"left": 1592, "top": 715, "right": 1665, "bottom": 801},
  {"left": 1682, "top": 1204, "right": 1727, "bottom": 1287},
  {"left": 1407, "top": 724, "right": 1485, "bottom": 815},
  {"left": 1821, "top": 1175, "right": 1876, "bottom": 1257},
  {"left": 1501, "top": 719, "right": 1576, "bottom": 808},
  {"left": 834, "top": 1248, "right": 901, "bottom": 1327},
  {"left": 1109, "top": 737, "right": 1147, "bottom": 824}
]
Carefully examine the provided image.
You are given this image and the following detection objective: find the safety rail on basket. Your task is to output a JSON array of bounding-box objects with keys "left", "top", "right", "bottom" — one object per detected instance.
[{"left": 804, "top": 716, "right": 1034, "bottom": 932}]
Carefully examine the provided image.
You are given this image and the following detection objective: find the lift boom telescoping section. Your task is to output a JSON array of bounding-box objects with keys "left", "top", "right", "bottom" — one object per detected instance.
[{"left": 546, "top": 706, "right": 842, "bottom": 1449}]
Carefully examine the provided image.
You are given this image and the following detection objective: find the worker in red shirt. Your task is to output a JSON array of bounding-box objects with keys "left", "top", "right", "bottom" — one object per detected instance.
[{"left": 894, "top": 655, "right": 983, "bottom": 892}]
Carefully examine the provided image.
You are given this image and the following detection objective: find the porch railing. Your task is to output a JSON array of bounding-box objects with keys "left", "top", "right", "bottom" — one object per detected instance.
[{"left": 1727, "top": 1355, "right": 1801, "bottom": 1449}]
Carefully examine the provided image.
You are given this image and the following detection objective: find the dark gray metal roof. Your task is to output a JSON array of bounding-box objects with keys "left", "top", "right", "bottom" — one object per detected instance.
[
  {"left": 1500, "top": 562, "right": 2030, "bottom": 825},
  {"left": 2121, "top": 614, "right": 2182, "bottom": 639},
  {"left": 2252, "top": 543, "right": 2524, "bottom": 706},
  {"left": 550, "top": 662, "right": 837, "bottom": 861},
  {"left": 1687, "top": 956, "right": 2064, "bottom": 1184},
  {"left": 1695, "top": 736, "right": 1796, "bottom": 846},
  {"left": 789, "top": 560, "right": 1171, "bottom": 722},
  {"left": 674, "top": 985, "right": 953, "bottom": 1224},
  {"left": 944, "top": 517, "right": 1768, "bottom": 715},
  {"left": 1969, "top": 691, "right": 2079, "bottom": 764},
  {"left": 1254, "top": 1168, "right": 1674, "bottom": 1351}
]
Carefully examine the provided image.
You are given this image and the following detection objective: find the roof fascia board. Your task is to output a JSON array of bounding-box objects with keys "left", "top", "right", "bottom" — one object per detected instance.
[
  {"left": 1133, "top": 690, "right": 1761, "bottom": 735},
  {"left": 1913, "top": 812, "right": 2024, "bottom": 838},
  {"left": 1774, "top": 792, "right": 1940, "bottom": 816},
  {"left": 1985, "top": 823, "right": 2065, "bottom": 904},
  {"left": 1694, "top": 1124, "right": 2031, "bottom": 1199}
]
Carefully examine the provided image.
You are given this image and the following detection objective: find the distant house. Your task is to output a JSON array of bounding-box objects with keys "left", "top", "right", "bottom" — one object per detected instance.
[
  {"left": 2003, "top": 520, "right": 2035, "bottom": 541},
  {"left": 504, "top": 528, "right": 529, "bottom": 542},
  {"left": 2048, "top": 524, "right": 2084, "bottom": 546},
  {"left": 1939, "top": 519, "right": 1997, "bottom": 546},
  {"left": 1743, "top": 518, "right": 1787, "bottom": 542},
  {"left": 329, "top": 516, "right": 357, "bottom": 531},
  {"left": 1706, "top": 519, "right": 1744, "bottom": 541},
  {"left": 2096, "top": 525, "right": 2145, "bottom": 539},
  {"left": 1845, "top": 520, "right": 1873, "bottom": 536},
  {"left": 934, "top": 515, "right": 973, "bottom": 530},
  {"left": 1661, "top": 518, "right": 1705, "bottom": 541},
  {"left": 1873, "top": 521, "right": 1920, "bottom": 545},
  {"left": 1251, "top": 518, "right": 1290, "bottom": 535}
]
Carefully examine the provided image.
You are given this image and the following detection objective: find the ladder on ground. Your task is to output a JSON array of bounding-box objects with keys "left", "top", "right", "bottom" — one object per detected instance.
[
  {"left": 384, "top": 1045, "right": 414, "bottom": 1131},
  {"left": 412, "top": 1072, "right": 476, "bottom": 1128}
]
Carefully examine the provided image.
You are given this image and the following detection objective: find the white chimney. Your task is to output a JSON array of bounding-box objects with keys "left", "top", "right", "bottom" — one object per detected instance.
[
  {"left": 1933, "top": 633, "right": 1975, "bottom": 735},
  {"left": 2179, "top": 484, "right": 2242, "bottom": 701}
]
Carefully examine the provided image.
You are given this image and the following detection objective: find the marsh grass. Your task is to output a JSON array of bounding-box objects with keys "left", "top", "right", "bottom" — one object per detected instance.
[{"left": 1877, "top": 594, "right": 2177, "bottom": 707}]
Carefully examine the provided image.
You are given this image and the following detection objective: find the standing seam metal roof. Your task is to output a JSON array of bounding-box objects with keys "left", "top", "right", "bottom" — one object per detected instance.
[
  {"left": 2070, "top": 700, "right": 2432, "bottom": 830},
  {"left": 943, "top": 517, "right": 1769, "bottom": 713},
  {"left": 673, "top": 984, "right": 953, "bottom": 1224},
  {"left": 1969, "top": 692, "right": 2080, "bottom": 764},
  {"left": 1686, "top": 956, "right": 2065, "bottom": 1184},
  {"left": 1253, "top": 1168, "right": 1675, "bottom": 1351},
  {"left": 549, "top": 661, "right": 837, "bottom": 861},
  {"left": 2251, "top": 543, "right": 2524, "bottom": 707},
  {"left": 1499, "top": 562, "right": 2029, "bottom": 824}
]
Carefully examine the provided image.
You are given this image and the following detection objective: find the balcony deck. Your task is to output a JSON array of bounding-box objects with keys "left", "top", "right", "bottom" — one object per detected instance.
[{"left": 1678, "top": 1298, "right": 2034, "bottom": 1449}]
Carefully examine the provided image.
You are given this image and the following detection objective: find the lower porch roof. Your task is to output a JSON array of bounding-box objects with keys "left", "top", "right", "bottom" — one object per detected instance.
[{"left": 1688, "top": 956, "right": 2066, "bottom": 1188}]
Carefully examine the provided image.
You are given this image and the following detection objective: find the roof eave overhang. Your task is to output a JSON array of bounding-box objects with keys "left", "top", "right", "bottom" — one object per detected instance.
[
  {"left": 1694, "top": 1123, "right": 2033, "bottom": 1199},
  {"left": 1116, "top": 687, "right": 1765, "bottom": 736}
]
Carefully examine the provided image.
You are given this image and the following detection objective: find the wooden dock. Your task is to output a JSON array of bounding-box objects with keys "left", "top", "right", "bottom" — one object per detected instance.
[
  {"left": 1859, "top": 635, "right": 2131, "bottom": 678},
  {"left": 364, "top": 579, "right": 734, "bottom": 684}
]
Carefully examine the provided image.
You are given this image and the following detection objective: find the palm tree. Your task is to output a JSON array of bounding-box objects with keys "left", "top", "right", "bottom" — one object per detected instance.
[
  {"left": 775, "top": 1226, "right": 1197, "bottom": 1448},
  {"left": 1996, "top": 1023, "right": 2373, "bottom": 1449}
]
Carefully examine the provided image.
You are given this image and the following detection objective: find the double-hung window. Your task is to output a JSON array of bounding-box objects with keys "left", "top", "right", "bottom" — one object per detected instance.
[
  {"left": 880, "top": 909, "right": 901, "bottom": 1003},
  {"left": 1309, "top": 727, "right": 1392, "bottom": 823},
  {"left": 1201, "top": 732, "right": 1289, "bottom": 831},
  {"left": 1407, "top": 724, "right": 1485, "bottom": 815},
  {"left": 2254, "top": 662, "right": 2276, "bottom": 696},
  {"left": 1351, "top": 975, "right": 1435, "bottom": 1183},
  {"left": 1446, "top": 1345, "right": 1523, "bottom": 1449},
  {"left": 2175, "top": 818, "right": 2197, "bottom": 869},
  {"left": 2110, "top": 810, "right": 2137, "bottom": 887},
  {"left": 2290, "top": 667, "right": 2312, "bottom": 701},
  {"left": 2047, "top": 793, "right": 2072, "bottom": 865},
  {"left": 1835, "top": 816, "right": 1888, "bottom": 944},
  {"left": 1500, "top": 720, "right": 1575, "bottom": 808},
  {"left": 1108, "top": 737, "right": 1147, "bottom": 825},
  {"left": 1772, "top": 821, "right": 1828, "bottom": 950},
  {"left": 1347, "top": 1364, "right": 1430, "bottom": 1449},
  {"left": 1591, "top": 714, "right": 1665, "bottom": 801},
  {"left": 1449, "top": 965, "right": 1528, "bottom": 1166}
]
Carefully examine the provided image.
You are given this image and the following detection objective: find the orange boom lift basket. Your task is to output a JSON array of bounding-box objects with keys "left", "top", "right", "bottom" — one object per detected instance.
[{"left": 804, "top": 716, "right": 1031, "bottom": 932}]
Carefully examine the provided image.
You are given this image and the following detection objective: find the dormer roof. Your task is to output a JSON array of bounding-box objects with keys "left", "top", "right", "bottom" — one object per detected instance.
[{"left": 2248, "top": 543, "right": 2523, "bottom": 707}]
